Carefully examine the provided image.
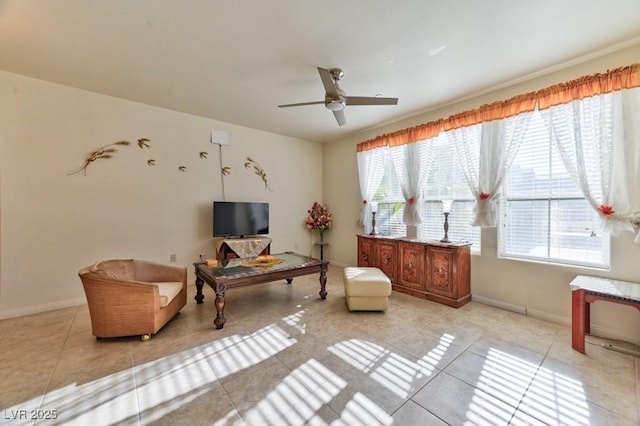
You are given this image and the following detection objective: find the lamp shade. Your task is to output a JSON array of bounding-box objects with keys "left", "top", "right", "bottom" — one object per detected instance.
[{"left": 442, "top": 200, "right": 453, "bottom": 213}]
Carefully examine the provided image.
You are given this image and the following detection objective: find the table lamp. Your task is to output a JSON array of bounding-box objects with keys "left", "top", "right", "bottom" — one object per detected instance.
[{"left": 441, "top": 200, "right": 453, "bottom": 243}]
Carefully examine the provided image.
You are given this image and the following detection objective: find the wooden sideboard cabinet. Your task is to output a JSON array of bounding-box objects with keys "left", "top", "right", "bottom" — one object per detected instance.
[
  {"left": 357, "top": 235, "right": 472, "bottom": 308},
  {"left": 357, "top": 236, "right": 377, "bottom": 267},
  {"left": 377, "top": 239, "right": 398, "bottom": 284},
  {"left": 398, "top": 241, "right": 425, "bottom": 297},
  {"left": 425, "top": 243, "right": 471, "bottom": 307}
]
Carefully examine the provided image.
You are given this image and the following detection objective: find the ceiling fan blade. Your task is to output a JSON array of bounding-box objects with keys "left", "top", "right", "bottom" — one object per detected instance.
[
  {"left": 318, "top": 67, "right": 339, "bottom": 97},
  {"left": 345, "top": 96, "right": 398, "bottom": 106},
  {"left": 333, "top": 109, "right": 346, "bottom": 126},
  {"left": 277, "top": 100, "right": 325, "bottom": 108}
]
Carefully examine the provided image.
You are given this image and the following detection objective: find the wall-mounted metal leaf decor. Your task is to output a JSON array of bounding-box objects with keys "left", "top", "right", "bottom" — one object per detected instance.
[
  {"left": 137, "top": 138, "right": 151, "bottom": 148},
  {"left": 179, "top": 166, "right": 186, "bottom": 172},
  {"left": 200, "top": 151, "right": 208, "bottom": 159},
  {"left": 68, "top": 140, "right": 132, "bottom": 176},
  {"left": 221, "top": 166, "right": 231, "bottom": 176},
  {"left": 147, "top": 159, "right": 156, "bottom": 166},
  {"left": 244, "top": 157, "right": 273, "bottom": 191}
]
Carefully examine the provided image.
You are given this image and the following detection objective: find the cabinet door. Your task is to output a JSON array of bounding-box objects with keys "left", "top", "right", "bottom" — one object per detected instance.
[
  {"left": 427, "top": 246, "right": 456, "bottom": 298},
  {"left": 377, "top": 240, "right": 397, "bottom": 283},
  {"left": 357, "top": 237, "right": 376, "bottom": 267},
  {"left": 399, "top": 243, "right": 425, "bottom": 291}
]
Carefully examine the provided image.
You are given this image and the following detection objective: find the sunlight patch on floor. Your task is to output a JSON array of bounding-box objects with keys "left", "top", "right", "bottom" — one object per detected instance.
[
  {"left": 200, "top": 323, "right": 296, "bottom": 378},
  {"left": 475, "top": 348, "right": 540, "bottom": 406},
  {"left": 135, "top": 347, "right": 218, "bottom": 423},
  {"left": 338, "top": 392, "right": 393, "bottom": 426},
  {"left": 522, "top": 365, "right": 590, "bottom": 425},
  {"left": 328, "top": 337, "right": 440, "bottom": 399},
  {"left": 242, "top": 358, "right": 347, "bottom": 425},
  {"left": 4, "top": 323, "right": 297, "bottom": 424},
  {"left": 418, "top": 333, "right": 455, "bottom": 368}
]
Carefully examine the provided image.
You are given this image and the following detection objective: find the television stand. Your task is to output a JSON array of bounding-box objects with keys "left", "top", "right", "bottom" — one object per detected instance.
[{"left": 215, "top": 237, "right": 271, "bottom": 260}]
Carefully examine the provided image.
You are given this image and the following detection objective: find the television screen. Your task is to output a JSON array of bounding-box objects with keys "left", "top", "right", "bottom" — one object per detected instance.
[{"left": 213, "top": 201, "right": 269, "bottom": 237}]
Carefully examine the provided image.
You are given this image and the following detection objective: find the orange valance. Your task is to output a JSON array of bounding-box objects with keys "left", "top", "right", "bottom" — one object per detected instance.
[
  {"left": 357, "top": 119, "right": 443, "bottom": 152},
  {"left": 537, "top": 63, "right": 640, "bottom": 109},
  {"left": 444, "top": 93, "right": 538, "bottom": 131},
  {"left": 358, "top": 63, "right": 640, "bottom": 150}
]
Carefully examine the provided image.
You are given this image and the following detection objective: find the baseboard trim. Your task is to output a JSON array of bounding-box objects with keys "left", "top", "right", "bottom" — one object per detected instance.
[
  {"left": 525, "top": 308, "right": 570, "bottom": 327},
  {"left": 472, "top": 295, "right": 527, "bottom": 315},
  {"left": 516, "top": 307, "right": 640, "bottom": 347},
  {"left": 0, "top": 298, "right": 86, "bottom": 320},
  {"left": 327, "top": 259, "right": 349, "bottom": 268}
]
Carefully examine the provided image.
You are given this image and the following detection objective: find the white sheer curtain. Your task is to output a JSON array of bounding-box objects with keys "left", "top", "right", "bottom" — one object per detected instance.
[
  {"left": 390, "top": 140, "right": 434, "bottom": 225},
  {"left": 448, "top": 112, "right": 532, "bottom": 226},
  {"left": 357, "top": 145, "right": 388, "bottom": 230},
  {"left": 541, "top": 87, "right": 640, "bottom": 242}
]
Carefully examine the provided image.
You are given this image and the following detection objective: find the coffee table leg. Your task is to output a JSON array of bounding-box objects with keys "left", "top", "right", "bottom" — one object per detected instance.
[
  {"left": 214, "top": 291, "right": 226, "bottom": 329},
  {"left": 319, "top": 269, "right": 327, "bottom": 299},
  {"left": 195, "top": 276, "right": 204, "bottom": 304},
  {"left": 286, "top": 278, "right": 293, "bottom": 285}
]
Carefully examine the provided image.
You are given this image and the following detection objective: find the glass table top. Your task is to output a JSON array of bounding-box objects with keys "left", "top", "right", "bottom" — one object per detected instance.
[{"left": 196, "top": 252, "right": 322, "bottom": 279}]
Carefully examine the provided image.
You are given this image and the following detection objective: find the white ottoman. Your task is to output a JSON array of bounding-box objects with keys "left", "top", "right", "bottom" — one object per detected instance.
[{"left": 343, "top": 267, "right": 392, "bottom": 311}]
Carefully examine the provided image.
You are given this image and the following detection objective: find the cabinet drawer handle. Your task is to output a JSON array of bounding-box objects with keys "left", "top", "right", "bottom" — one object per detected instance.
[
  {"left": 435, "top": 267, "right": 445, "bottom": 275},
  {"left": 407, "top": 261, "right": 413, "bottom": 269},
  {"left": 382, "top": 257, "right": 389, "bottom": 265},
  {"left": 362, "top": 253, "right": 369, "bottom": 262}
]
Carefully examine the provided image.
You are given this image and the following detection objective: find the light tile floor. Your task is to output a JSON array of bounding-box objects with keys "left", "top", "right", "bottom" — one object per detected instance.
[{"left": 1, "top": 265, "right": 638, "bottom": 425}]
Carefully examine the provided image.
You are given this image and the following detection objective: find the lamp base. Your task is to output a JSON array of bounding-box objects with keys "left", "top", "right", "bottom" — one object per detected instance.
[{"left": 441, "top": 212, "right": 450, "bottom": 243}]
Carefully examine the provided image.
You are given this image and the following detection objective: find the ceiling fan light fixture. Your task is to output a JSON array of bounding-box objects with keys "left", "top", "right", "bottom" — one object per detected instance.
[{"left": 326, "top": 99, "right": 345, "bottom": 111}]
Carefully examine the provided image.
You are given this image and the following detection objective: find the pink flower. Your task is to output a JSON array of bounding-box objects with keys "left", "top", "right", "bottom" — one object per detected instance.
[{"left": 408, "top": 196, "right": 415, "bottom": 205}]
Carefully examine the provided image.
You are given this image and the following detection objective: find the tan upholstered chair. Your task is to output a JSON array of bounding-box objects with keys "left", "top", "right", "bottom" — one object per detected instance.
[{"left": 78, "top": 259, "right": 187, "bottom": 341}]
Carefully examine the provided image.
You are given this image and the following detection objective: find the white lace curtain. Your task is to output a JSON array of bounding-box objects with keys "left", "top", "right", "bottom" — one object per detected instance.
[
  {"left": 448, "top": 112, "right": 533, "bottom": 227},
  {"left": 541, "top": 87, "right": 640, "bottom": 242},
  {"left": 390, "top": 139, "right": 434, "bottom": 225},
  {"left": 356, "top": 146, "right": 388, "bottom": 230}
]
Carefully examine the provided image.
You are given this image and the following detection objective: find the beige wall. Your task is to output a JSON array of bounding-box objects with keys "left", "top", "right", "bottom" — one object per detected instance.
[
  {"left": 323, "top": 43, "right": 640, "bottom": 344},
  {"left": 0, "top": 71, "right": 323, "bottom": 317}
]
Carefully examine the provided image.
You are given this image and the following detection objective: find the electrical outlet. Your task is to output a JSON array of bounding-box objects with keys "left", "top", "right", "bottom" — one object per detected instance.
[{"left": 170, "top": 254, "right": 177, "bottom": 263}]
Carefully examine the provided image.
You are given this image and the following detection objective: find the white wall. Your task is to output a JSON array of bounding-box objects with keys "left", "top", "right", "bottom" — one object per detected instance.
[
  {"left": 323, "top": 43, "right": 640, "bottom": 345},
  {"left": 0, "top": 71, "right": 323, "bottom": 317}
]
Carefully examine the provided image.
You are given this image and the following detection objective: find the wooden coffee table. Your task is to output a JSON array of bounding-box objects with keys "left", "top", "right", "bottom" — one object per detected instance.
[{"left": 193, "top": 252, "right": 329, "bottom": 329}]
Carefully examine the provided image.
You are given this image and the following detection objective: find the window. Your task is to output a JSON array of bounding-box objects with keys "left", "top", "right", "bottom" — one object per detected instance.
[
  {"left": 499, "top": 110, "right": 610, "bottom": 268},
  {"left": 418, "top": 134, "right": 481, "bottom": 251},
  {"left": 372, "top": 154, "right": 406, "bottom": 237}
]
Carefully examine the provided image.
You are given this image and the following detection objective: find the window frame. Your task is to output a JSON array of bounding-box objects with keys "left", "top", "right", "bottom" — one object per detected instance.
[{"left": 498, "top": 110, "right": 610, "bottom": 269}]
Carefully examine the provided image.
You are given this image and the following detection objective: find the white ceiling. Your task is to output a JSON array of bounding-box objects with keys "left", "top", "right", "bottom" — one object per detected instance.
[{"left": 1, "top": 1, "right": 639, "bottom": 143}]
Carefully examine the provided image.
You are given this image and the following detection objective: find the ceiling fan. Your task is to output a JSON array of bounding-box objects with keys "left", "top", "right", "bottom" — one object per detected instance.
[{"left": 278, "top": 67, "right": 398, "bottom": 126}]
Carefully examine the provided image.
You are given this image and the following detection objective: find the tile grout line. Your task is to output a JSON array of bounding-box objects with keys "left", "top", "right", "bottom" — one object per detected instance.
[
  {"left": 35, "top": 306, "right": 80, "bottom": 425},
  {"left": 130, "top": 339, "right": 143, "bottom": 426}
]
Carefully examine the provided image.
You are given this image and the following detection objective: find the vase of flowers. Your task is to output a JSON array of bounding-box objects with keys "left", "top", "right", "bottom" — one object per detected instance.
[{"left": 305, "top": 202, "right": 332, "bottom": 242}]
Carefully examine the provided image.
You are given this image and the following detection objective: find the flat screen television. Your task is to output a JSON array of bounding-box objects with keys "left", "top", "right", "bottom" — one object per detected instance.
[{"left": 213, "top": 201, "right": 269, "bottom": 238}]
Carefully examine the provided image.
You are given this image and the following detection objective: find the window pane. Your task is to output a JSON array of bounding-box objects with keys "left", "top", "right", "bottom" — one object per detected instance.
[
  {"left": 372, "top": 153, "right": 406, "bottom": 237},
  {"left": 500, "top": 110, "right": 609, "bottom": 268},
  {"left": 418, "top": 134, "right": 480, "bottom": 251},
  {"left": 375, "top": 202, "right": 406, "bottom": 237}
]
